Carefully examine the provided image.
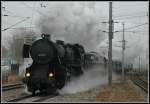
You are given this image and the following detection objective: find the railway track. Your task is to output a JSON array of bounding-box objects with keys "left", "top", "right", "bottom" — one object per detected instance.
[
  {"left": 7, "top": 94, "right": 33, "bottom": 102},
  {"left": 7, "top": 93, "right": 58, "bottom": 102},
  {"left": 3, "top": 83, "right": 58, "bottom": 102},
  {"left": 33, "top": 94, "right": 58, "bottom": 102},
  {"left": 2, "top": 83, "right": 24, "bottom": 91},
  {"left": 131, "top": 75, "right": 148, "bottom": 93}
]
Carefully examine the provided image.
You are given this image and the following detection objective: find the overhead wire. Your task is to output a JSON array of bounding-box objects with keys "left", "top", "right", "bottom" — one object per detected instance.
[
  {"left": 2, "top": 14, "right": 30, "bottom": 18},
  {"left": 2, "top": 6, "right": 31, "bottom": 31},
  {"left": 115, "top": 22, "right": 148, "bottom": 33},
  {"left": 115, "top": 31, "right": 148, "bottom": 33},
  {"left": 2, "top": 17, "right": 30, "bottom": 31},
  {"left": 3, "top": 9, "right": 15, "bottom": 15},
  {"left": 3, "top": 27, "right": 35, "bottom": 29},
  {"left": 113, "top": 11, "right": 147, "bottom": 18},
  {"left": 113, "top": 14, "right": 147, "bottom": 20},
  {"left": 2, "top": 9, "right": 30, "bottom": 19},
  {"left": 21, "top": 2, "right": 47, "bottom": 17}
]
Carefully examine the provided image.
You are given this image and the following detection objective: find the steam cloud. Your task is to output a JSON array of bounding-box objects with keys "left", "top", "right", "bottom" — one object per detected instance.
[
  {"left": 36, "top": 2, "right": 148, "bottom": 67},
  {"left": 36, "top": 2, "right": 107, "bottom": 51},
  {"left": 58, "top": 65, "right": 119, "bottom": 94}
]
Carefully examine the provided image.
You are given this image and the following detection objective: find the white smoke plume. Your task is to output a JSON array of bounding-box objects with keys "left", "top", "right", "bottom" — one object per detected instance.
[{"left": 36, "top": 2, "right": 107, "bottom": 51}]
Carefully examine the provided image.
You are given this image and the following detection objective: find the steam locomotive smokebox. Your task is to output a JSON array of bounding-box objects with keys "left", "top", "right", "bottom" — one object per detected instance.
[
  {"left": 30, "top": 37, "right": 56, "bottom": 64},
  {"left": 11, "top": 64, "right": 19, "bottom": 75}
]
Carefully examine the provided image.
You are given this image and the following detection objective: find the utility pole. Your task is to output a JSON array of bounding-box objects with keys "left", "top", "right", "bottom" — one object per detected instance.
[
  {"left": 141, "top": 57, "right": 142, "bottom": 71},
  {"left": 122, "top": 23, "right": 125, "bottom": 81},
  {"left": 139, "top": 56, "right": 141, "bottom": 73},
  {"left": 147, "top": 4, "right": 149, "bottom": 72},
  {"left": 108, "top": 2, "right": 113, "bottom": 85}
]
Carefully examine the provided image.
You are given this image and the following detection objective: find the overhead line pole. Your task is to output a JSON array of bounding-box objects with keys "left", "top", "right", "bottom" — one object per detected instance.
[
  {"left": 147, "top": 4, "right": 149, "bottom": 72},
  {"left": 122, "top": 23, "right": 125, "bottom": 81},
  {"left": 139, "top": 56, "right": 141, "bottom": 73},
  {"left": 108, "top": 2, "right": 113, "bottom": 85}
]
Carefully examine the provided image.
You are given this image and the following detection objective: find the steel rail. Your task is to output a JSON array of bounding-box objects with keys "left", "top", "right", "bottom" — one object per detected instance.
[
  {"left": 131, "top": 76, "right": 148, "bottom": 93},
  {"left": 2, "top": 83, "right": 24, "bottom": 91}
]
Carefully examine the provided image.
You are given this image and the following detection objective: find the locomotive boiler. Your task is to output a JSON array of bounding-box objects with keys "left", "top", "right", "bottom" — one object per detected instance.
[{"left": 23, "top": 34, "right": 85, "bottom": 95}]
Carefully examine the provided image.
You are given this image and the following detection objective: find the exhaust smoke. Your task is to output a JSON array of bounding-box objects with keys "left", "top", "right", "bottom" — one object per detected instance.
[{"left": 59, "top": 65, "right": 119, "bottom": 94}]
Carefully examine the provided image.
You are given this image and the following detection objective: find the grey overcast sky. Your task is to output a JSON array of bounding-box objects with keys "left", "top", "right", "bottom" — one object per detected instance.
[
  {"left": 1, "top": 1, "right": 149, "bottom": 66},
  {"left": 2, "top": 1, "right": 148, "bottom": 43}
]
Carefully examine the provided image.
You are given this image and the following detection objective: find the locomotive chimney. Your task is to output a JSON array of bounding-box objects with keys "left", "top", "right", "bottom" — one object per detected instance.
[{"left": 41, "top": 34, "right": 51, "bottom": 40}]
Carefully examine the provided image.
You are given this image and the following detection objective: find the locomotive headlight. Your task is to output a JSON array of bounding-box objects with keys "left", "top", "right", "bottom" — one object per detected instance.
[
  {"left": 49, "top": 73, "right": 53, "bottom": 77},
  {"left": 26, "top": 73, "right": 30, "bottom": 77}
]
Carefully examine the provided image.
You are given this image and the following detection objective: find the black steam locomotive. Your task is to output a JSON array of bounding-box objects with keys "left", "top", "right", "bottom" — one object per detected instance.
[
  {"left": 22, "top": 34, "right": 133, "bottom": 95},
  {"left": 23, "top": 34, "right": 85, "bottom": 94}
]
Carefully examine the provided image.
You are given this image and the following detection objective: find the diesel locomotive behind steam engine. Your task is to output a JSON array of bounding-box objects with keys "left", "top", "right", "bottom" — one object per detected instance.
[{"left": 23, "top": 34, "right": 85, "bottom": 94}]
